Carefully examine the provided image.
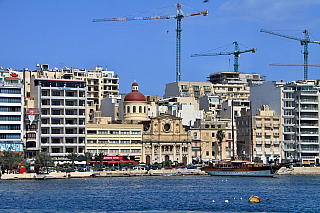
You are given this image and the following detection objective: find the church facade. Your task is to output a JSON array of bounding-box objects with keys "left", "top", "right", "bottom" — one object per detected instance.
[{"left": 142, "top": 114, "right": 192, "bottom": 165}]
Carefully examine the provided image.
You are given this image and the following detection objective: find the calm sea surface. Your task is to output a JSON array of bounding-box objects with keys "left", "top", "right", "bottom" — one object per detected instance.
[{"left": 0, "top": 175, "right": 319, "bottom": 212}]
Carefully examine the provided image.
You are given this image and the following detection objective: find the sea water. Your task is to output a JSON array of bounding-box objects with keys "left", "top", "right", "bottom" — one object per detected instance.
[{"left": 0, "top": 175, "right": 319, "bottom": 212}]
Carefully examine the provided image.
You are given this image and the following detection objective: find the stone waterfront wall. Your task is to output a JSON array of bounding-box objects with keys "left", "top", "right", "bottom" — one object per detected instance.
[{"left": 277, "top": 166, "right": 320, "bottom": 175}]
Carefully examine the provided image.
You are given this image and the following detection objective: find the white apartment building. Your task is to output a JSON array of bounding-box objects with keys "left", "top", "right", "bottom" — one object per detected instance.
[
  {"left": 31, "top": 77, "right": 87, "bottom": 157},
  {"left": 0, "top": 74, "right": 24, "bottom": 153},
  {"left": 251, "top": 80, "right": 320, "bottom": 164}
]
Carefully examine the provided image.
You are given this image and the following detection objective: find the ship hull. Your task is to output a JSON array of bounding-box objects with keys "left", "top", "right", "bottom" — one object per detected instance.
[{"left": 204, "top": 169, "right": 277, "bottom": 177}]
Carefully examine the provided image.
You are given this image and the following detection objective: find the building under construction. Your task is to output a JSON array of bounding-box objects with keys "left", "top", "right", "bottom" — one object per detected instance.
[{"left": 207, "top": 72, "right": 265, "bottom": 86}]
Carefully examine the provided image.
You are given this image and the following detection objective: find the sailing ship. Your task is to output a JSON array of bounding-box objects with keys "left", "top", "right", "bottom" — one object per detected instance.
[{"left": 201, "top": 160, "right": 280, "bottom": 177}]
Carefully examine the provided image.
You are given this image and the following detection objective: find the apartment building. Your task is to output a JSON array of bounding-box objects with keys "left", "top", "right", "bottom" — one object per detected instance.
[
  {"left": 86, "top": 123, "right": 143, "bottom": 162},
  {"left": 192, "top": 119, "right": 235, "bottom": 162},
  {"left": 31, "top": 77, "right": 87, "bottom": 157},
  {"left": 0, "top": 73, "right": 24, "bottom": 153},
  {"left": 164, "top": 81, "right": 250, "bottom": 102},
  {"left": 251, "top": 80, "right": 320, "bottom": 164},
  {"left": 236, "top": 105, "right": 281, "bottom": 163},
  {"left": 283, "top": 80, "right": 319, "bottom": 164}
]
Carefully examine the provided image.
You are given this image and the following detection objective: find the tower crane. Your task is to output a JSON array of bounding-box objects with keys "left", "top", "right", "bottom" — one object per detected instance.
[
  {"left": 191, "top": 41, "right": 256, "bottom": 72},
  {"left": 93, "top": 4, "right": 208, "bottom": 82},
  {"left": 260, "top": 29, "right": 320, "bottom": 80}
]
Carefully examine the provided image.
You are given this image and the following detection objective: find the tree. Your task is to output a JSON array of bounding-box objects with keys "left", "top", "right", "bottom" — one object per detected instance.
[
  {"left": 85, "top": 152, "right": 92, "bottom": 166},
  {"left": 98, "top": 152, "right": 104, "bottom": 168},
  {"left": 0, "top": 151, "right": 23, "bottom": 172},
  {"left": 34, "top": 152, "right": 54, "bottom": 172},
  {"left": 68, "top": 153, "right": 78, "bottom": 168},
  {"left": 216, "top": 130, "right": 225, "bottom": 160}
]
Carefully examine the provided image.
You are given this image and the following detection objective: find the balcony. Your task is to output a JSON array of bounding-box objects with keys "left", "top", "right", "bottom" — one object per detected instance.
[
  {"left": 265, "top": 141, "right": 272, "bottom": 145},
  {"left": 274, "top": 132, "right": 280, "bottom": 137},
  {"left": 283, "top": 115, "right": 295, "bottom": 119}
]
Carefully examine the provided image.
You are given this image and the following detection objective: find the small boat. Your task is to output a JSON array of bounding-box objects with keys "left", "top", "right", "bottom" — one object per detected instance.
[
  {"left": 161, "top": 173, "right": 177, "bottom": 176},
  {"left": 201, "top": 160, "right": 280, "bottom": 177}
]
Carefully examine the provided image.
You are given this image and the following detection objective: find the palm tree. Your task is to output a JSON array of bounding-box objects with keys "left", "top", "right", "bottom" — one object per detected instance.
[
  {"left": 216, "top": 130, "right": 225, "bottom": 160},
  {"left": 85, "top": 152, "right": 92, "bottom": 167},
  {"left": 98, "top": 152, "right": 104, "bottom": 168},
  {"left": 68, "top": 153, "right": 78, "bottom": 168}
]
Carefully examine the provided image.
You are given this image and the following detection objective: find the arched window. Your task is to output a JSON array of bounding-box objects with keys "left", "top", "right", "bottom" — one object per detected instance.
[
  {"left": 144, "top": 106, "right": 146, "bottom": 113},
  {"left": 133, "top": 106, "right": 136, "bottom": 113},
  {"left": 139, "top": 106, "right": 142, "bottom": 113},
  {"left": 123, "top": 105, "right": 125, "bottom": 112},
  {"left": 127, "top": 106, "right": 130, "bottom": 113}
]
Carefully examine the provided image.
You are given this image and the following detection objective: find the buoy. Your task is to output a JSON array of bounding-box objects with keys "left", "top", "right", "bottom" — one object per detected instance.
[
  {"left": 240, "top": 197, "right": 243, "bottom": 200},
  {"left": 212, "top": 200, "right": 215, "bottom": 203},
  {"left": 225, "top": 200, "right": 229, "bottom": 203},
  {"left": 249, "top": 194, "right": 261, "bottom": 203},
  {"left": 234, "top": 197, "right": 236, "bottom": 200}
]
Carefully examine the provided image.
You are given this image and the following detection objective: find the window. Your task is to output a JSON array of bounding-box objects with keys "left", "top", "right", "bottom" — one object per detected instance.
[
  {"left": 66, "top": 92, "right": 74, "bottom": 97},
  {"left": 0, "top": 116, "right": 20, "bottom": 121},
  {"left": 212, "top": 132, "right": 215, "bottom": 137},
  {"left": 66, "top": 139, "right": 74, "bottom": 143},
  {"left": 203, "top": 86, "right": 210, "bottom": 90},
  {"left": 193, "top": 132, "right": 198, "bottom": 139},
  {"left": 41, "top": 138, "right": 48, "bottom": 143},
  {"left": 52, "top": 91, "right": 60, "bottom": 96},
  {"left": 66, "top": 148, "right": 74, "bottom": 153},
  {"left": 131, "top": 149, "right": 141, "bottom": 153},
  {"left": 42, "top": 110, "right": 47, "bottom": 115},
  {"left": 52, "top": 119, "right": 60, "bottom": 124},
  {"left": 52, "top": 110, "right": 60, "bottom": 115},
  {"left": 121, "top": 140, "right": 130, "bottom": 144},
  {"left": 98, "top": 140, "right": 108, "bottom": 144},
  {"left": 205, "top": 124, "right": 209, "bottom": 128},
  {"left": 109, "top": 130, "right": 119, "bottom": 134},
  {"left": 87, "top": 130, "right": 97, "bottom": 134},
  {"left": 121, "top": 149, "right": 130, "bottom": 153},
  {"left": 121, "top": 131, "right": 130, "bottom": 135},
  {"left": 42, "top": 91, "right": 48, "bottom": 96},
  {"left": 66, "top": 120, "right": 74, "bottom": 124},
  {"left": 66, "top": 101, "right": 74, "bottom": 106},
  {"left": 98, "top": 130, "right": 108, "bottom": 134},
  {"left": 42, "top": 100, "right": 48, "bottom": 105},
  {"left": 206, "top": 142, "right": 209, "bottom": 147},
  {"left": 52, "top": 138, "right": 60, "bottom": 143},
  {"left": 87, "top": 140, "right": 97, "bottom": 143},
  {"left": 52, "top": 100, "right": 60, "bottom": 106},
  {"left": 42, "top": 119, "right": 48, "bottom": 124},
  {"left": 228, "top": 133, "right": 231, "bottom": 139},
  {"left": 139, "top": 106, "right": 142, "bottom": 113},
  {"left": 109, "top": 140, "right": 119, "bottom": 144},
  {"left": 194, "top": 91, "right": 200, "bottom": 96},
  {"left": 66, "top": 129, "right": 74, "bottom": 134},
  {"left": 133, "top": 106, "right": 136, "bottom": 113},
  {"left": 131, "top": 131, "right": 141, "bottom": 135},
  {"left": 228, "top": 88, "right": 233, "bottom": 91},
  {"left": 52, "top": 148, "right": 60, "bottom": 153},
  {"left": 127, "top": 106, "right": 130, "bottom": 113},
  {"left": 109, "top": 149, "right": 119, "bottom": 153},
  {"left": 66, "top": 110, "right": 74, "bottom": 115},
  {"left": 206, "top": 151, "right": 209, "bottom": 156},
  {"left": 52, "top": 129, "right": 60, "bottom": 134}
]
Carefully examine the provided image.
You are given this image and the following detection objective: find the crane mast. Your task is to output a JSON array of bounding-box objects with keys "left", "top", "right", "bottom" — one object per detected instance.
[
  {"left": 93, "top": 4, "right": 208, "bottom": 82},
  {"left": 260, "top": 29, "right": 320, "bottom": 80}
]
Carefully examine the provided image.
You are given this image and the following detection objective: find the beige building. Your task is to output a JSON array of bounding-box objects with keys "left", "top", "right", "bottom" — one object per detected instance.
[
  {"left": 236, "top": 105, "right": 281, "bottom": 163},
  {"left": 192, "top": 119, "right": 235, "bottom": 163},
  {"left": 86, "top": 123, "right": 143, "bottom": 162},
  {"left": 142, "top": 114, "right": 191, "bottom": 165}
]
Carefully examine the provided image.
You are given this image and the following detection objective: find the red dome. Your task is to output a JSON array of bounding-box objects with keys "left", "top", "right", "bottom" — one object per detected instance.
[
  {"left": 132, "top": 82, "right": 138, "bottom": 86},
  {"left": 124, "top": 91, "right": 146, "bottom": 102}
]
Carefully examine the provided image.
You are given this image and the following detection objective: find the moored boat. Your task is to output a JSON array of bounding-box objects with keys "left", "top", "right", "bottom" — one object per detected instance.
[{"left": 201, "top": 160, "right": 280, "bottom": 177}]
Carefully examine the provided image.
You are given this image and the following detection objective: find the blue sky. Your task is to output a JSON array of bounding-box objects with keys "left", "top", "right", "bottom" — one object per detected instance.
[{"left": 0, "top": 0, "right": 320, "bottom": 96}]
